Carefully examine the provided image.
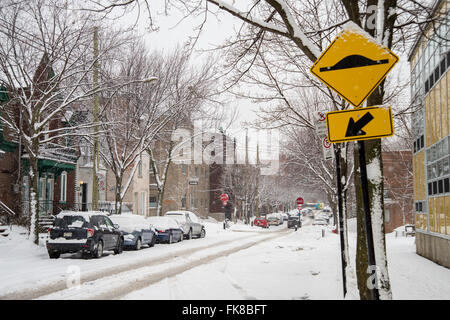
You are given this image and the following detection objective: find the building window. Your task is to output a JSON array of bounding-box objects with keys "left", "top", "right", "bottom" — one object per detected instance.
[
  {"left": 181, "top": 194, "right": 186, "bottom": 208},
  {"left": 385, "top": 209, "right": 390, "bottom": 222},
  {"left": 415, "top": 201, "right": 426, "bottom": 213},
  {"left": 426, "top": 137, "right": 450, "bottom": 196},
  {"left": 414, "top": 135, "right": 425, "bottom": 153},
  {"left": 60, "top": 171, "right": 67, "bottom": 203},
  {"left": 138, "top": 156, "right": 142, "bottom": 178},
  {"left": 149, "top": 196, "right": 157, "bottom": 208}
]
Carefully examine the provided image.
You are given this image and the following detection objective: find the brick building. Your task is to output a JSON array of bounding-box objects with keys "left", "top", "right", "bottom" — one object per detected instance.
[{"left": 382, "top": 150, "right": 414, "bottom": 233}]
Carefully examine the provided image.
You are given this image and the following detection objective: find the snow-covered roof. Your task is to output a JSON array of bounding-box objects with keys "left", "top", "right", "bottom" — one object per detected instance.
[
  {"left": 109, "top": 214, "right": 152, "bottom": 233},
  {"left": 56, "top": 210, "right": 108, "bottom": 220},
  {"left": 147, "top": 216, "right": 180, "bottom": 230},
  {"left": 165, "top": 211, "right": 190, "bottom": 216}
]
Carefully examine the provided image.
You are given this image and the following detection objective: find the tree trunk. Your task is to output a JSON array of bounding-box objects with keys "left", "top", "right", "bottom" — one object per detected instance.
[
  {"left": 28, "top": 145, "right": 40, "bottom": 245},
  {"left": 115, "top": 175, "right": 123, "bottom": 215},
  {"left": 351, "top": 0, "right": 396, "bottom": 299},
  {"left": 354, "top": 138, "right": 392, "bottom": 300}
]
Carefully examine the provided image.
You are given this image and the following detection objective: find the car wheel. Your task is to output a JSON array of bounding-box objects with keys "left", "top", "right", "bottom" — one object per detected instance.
[
  {"left": 149, "top": 235, "right": 156, "bottom": 247},
  {"left": 114, "top": 237, "right": 123, "bottom": 255},
  {"left": 48, "top": 251, "right": 60, "bottom": 259},
  {"left": 134, "top": 237, "right": 142, "bottom": 250},
  {"left": 93, "top": 240, "right": 103, "bottom": 258},
  {"left": 200, "top": 228, "right": 206, "bottom": 238}
]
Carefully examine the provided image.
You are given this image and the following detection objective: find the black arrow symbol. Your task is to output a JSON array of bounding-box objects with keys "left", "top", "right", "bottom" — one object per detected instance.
[{"left": 345, "top": 112, "right": 374, "bottom": 137}]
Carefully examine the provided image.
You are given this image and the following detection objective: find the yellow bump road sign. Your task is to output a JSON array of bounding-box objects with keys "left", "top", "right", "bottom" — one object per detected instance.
[
  {"left": 326, "top": 106, "right": 394, "bottom": 143},
  {"left": 310, "top": 26, "right": 398, "bottom": 107}
]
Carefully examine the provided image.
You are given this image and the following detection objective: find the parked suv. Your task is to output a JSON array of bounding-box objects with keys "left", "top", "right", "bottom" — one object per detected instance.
[
  {"left": 288, "top": 215, "right": 301, "bottom": 230},
  {"left": 164, "top": 211, "right": 205, "bottom": 239},
  {"left": 46, "top": 211, "right": 124, "bottom": 259}
]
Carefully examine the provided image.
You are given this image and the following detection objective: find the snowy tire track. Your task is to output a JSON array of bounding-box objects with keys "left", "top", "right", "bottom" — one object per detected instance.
[
  {"left": 0, "top": 228, "right": 291, "bottom": 300},
  {"left": 41, "top": 229, "right": 291, "bottom": 300}
]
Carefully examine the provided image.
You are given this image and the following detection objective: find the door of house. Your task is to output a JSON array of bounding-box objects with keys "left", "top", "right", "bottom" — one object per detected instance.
[
  {"left": 81, "top": 183, "right": 88, "bottom": 211},
  {"left": 134, "top": 192, "right": 139, "bottom": 214},
  {"left": 22, "top": 176, "right": 29, "bottom": 215},
  {"left": 38, "top": 177, "right": 46, "bottom": 214},
  {"left": 46, "top": 177, "right": 54, "bottom": 214},
  {"left": 38, "top": 174, "right": 54, "bottom": 215},
  {"left": 140, "top": 191, "right": 146, "bottom": 215}
]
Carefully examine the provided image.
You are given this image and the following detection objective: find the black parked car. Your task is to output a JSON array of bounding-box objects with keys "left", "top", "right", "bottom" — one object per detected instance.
[
  {"left": 287, "top": 215, "right": 302, "bottom": 230},
  {"left": 46, "top": 211, "right": 124, "bottom": 259}
]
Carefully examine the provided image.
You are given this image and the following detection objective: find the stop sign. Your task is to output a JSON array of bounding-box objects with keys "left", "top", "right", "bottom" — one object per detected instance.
[
  {"left": 221, "top": 194, "right": 229, "bottom": 201},
  {"left": 296, "top": 197, "right": 304, "bottom": 205}
]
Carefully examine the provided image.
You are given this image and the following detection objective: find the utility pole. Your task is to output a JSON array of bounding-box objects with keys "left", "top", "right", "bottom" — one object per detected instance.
[{"left": 92, "top": 26, "right": 99, "bottom": 211}]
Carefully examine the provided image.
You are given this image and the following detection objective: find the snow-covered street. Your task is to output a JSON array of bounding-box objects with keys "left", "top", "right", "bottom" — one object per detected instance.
[{"left": 1, "top": 217, "right": 449, "bottom": 300}]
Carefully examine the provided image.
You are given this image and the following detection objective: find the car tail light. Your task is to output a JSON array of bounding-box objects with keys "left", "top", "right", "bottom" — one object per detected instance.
[
  {"left": 87, "top": 228, "right": 95, "bottom": 238},
  {"left": 156, "top": 229, "right": 165, "bottom": 233},
  {"left": 47, "top": 228, "right": 52, "bottom": 236}
]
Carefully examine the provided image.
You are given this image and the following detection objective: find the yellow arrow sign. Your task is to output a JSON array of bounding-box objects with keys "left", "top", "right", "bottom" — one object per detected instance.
[
  {"left": 326, "top": 106, "right": 394, "bottom": 143},
  {"left": 311, "top": 26, "right": 398, "bottom": 107}
]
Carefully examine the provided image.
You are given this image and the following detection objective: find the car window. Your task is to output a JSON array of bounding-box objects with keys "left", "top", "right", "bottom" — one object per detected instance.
[
  {"left": 91, "top": 216, "right": 107, "bottom": 228},
  {"left": 188, "top": 213, "right": 199, "bottom": 223},
  {"left": 55, "top": 216, "right": 88, "bottom": 228},
  {"left": 168, "top": 215, "right": 186, "bottom": 223},
  {"left": 104, "top": 216, "right": 115, "bottom": 228}
]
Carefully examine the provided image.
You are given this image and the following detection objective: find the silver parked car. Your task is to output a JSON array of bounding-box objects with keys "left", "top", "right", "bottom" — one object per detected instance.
[
  {"left": 164, "top": 211, "right": 205, "bottom": 239},
  {"left": 312, "top": 218, "right": 329, "bottom": 226}
]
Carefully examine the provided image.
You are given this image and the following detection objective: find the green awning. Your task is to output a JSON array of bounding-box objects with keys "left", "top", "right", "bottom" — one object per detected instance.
[
  {"left": 0, "top": 124, "right": 18, "bottom": 152},
  {"left": 0, "top": 138, "right": 18, "bottom": 152},
  {"left": 38, "top": 159, "right": 76, "bottom": 172},
  {"left": 22, "top": 157, "right": 76, "bottom": 176},
  {"left": 0, "top": 86, "right": 9, "bottom": 103}
]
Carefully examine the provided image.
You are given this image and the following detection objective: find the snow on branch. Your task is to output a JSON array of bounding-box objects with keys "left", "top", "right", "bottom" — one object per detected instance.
[{"left": 208, "top": 0, "right": 321, "bottom": 61}]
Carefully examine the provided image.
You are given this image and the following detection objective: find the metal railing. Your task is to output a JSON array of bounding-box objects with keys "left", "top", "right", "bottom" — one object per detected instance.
[
  {"left": 18, "top": 200, "right": 134, "bottom": 232},
  {"left": 22, "top": 200, "right": 133, "bottom": 216},
  {"left": 0, "top": 200, "right": 15, "bottom": 216}
]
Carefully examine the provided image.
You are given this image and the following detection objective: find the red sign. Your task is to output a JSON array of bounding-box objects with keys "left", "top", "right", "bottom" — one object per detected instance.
[
  {"left": 221, "top": 194, "right": 229, "bottom": 201},
  {"left": 296, "top": 197, "right": 304, "bottom": 205},
  {"left": 318, "top": 111, "right": 326, "bottom": 122},
  {"left": 323, "top": 136, "right": 332, "bottom": 149}
]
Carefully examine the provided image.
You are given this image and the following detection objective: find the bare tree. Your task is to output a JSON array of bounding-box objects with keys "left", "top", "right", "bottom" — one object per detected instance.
[
  {"left": 143, "top": 47, "right": 218, "bottom": 216},
  {"left": 0, "top": 0, "right": 137, "bottom": 244},
  {"left": 97, "top": 43, "right": 213, "bottom": 216}
]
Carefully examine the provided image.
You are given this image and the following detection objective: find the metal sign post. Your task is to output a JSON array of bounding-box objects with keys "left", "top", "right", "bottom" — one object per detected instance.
[{"left": 334, "top": 145, "right": 347, "bottom": 298}]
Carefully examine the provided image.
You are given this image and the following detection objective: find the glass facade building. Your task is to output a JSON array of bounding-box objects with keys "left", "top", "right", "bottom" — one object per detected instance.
[{"left": 409, "top": 0, "right": 450, "bottom": 267}]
